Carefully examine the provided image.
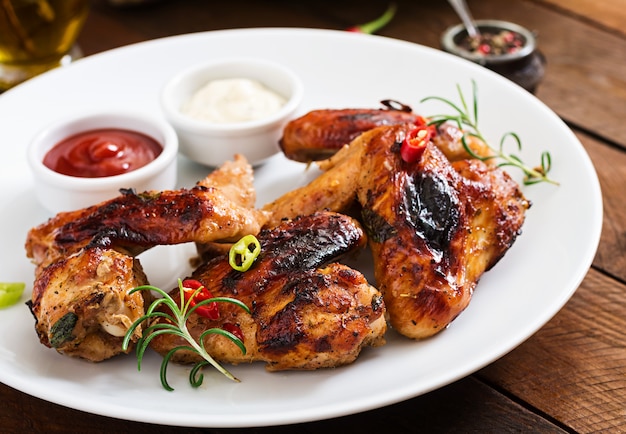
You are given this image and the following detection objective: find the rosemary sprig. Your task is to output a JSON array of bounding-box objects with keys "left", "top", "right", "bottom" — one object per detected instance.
[
  {"left": 122, "top": 280, "right": 250, "bottom": 391},
  {"left": 421, "top": 80, "right": 558, "bottom": 186}
]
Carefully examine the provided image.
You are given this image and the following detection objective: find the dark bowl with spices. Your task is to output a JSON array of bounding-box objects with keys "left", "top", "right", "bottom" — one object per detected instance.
[{"left": 441, "top": 19, "right": 545, "bottom": 93}]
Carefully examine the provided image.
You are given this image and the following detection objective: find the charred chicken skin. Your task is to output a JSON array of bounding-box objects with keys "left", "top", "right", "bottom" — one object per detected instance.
[
  {"left": 265, "top": 123, "right": 529, "bottom": 339},
  {"left": 279, "top": 103, "right": 422, "bottom": 162},
  {"left": 356, "top": 125, "right": 529, "bottom": 338},
  {"left": 279, "top": 103, "right": 493, "bottom": 163},
  {"left": 149, "top": 212, "right": 387, "bottom": 371},
  {"left": 26, "top": 155, "right": 268, "bottom": 274}
]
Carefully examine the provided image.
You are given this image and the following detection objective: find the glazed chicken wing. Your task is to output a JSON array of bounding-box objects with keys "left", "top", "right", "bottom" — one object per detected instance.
[
  {"left": 149, "top": 212, "right": 386, "bottom": 371},
  {"left": 279, "top": 104, "right": 494, "bottom": 163},
  {"left": 279, "top": 104, "right": 421, "bottom": 162},
  {"left": 356, "top": 125, "right": 529, "bottom": 338},
  {"left": 196, "top": 154, "right": 257, "bottom": 208},
  {"left": 263, "top": 132, "right": 369, "bottom": 228}
]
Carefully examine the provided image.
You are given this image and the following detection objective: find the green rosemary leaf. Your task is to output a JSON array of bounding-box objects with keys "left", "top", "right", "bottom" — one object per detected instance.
[
  {"left": 146, "top": 298, "right": 177, "bottom": 316},
  {"left": 461, "top": 134, "right": 488, "bottom": 161},
  {"left": 123, "top": 281, "right": 250, "bottom": 391},
  {"left": 471, "top": 80, "right": 479, "bottom": 125},
  {"left": 457, "top": 83, "right": 470, "bottom": 122},
  {"left": 421, "top": 80, "right": 559, "bottom": 186},
  {"left": 161, "top": 345, "right": 196, "bottom": 391},
  {"left": 190, "top": 361, "right": 211, "bottom": 388},
  {"left": 136, "top": 328, "right": 185, "bottom": 371},
  {"left": 205, "top": 297, "right": 251, "bottom": 313},
  {"left": 122, "top": 311, "right": 176, "bottom": 352},
  {"left": 140, "top": 327, "right": 186, "bottom": 353},
  {"left": 541, "top": 151, "right": 552, "bottom": 173},
  {"left": 420, "top": 95, "right": 466, "bottom": 118},
  {"left": 199, "top": 328, "right": 247, "bottom": 355},
  {"left": 121, "top": 314, "right": 150, "bottom": 351},
  {"left": 129, "top": 284, "right": 167, "bottom": 298},
  {"left": 500, "top": 131, "right": 523, "bottom": 153}
]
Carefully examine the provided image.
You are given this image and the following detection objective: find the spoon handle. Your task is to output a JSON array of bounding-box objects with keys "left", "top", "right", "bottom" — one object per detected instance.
[{"left": 447, "top": 0, "right": 480, "bottom": 38}]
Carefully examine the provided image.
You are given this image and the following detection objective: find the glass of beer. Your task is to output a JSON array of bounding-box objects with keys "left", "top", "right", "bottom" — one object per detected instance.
[{"left": 0, "top": 0, "right": 89, "bottom": 92}]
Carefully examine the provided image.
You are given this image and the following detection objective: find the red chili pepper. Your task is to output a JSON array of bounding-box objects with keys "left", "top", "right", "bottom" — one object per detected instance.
[
  {"left": 400, "top": 126, "right": 434, "bottom": 163},
  {"left": 413, "top": 115, "right": 429, "bottom": 127},
  {"left": 346, "top": 4, "right": 396, "bottom": 34},
  {"left": 222, "top": 323, "right": 244, "bottom": 342},
  {"left": 182, "top": 279, "right": 219, "bottom": 320}
]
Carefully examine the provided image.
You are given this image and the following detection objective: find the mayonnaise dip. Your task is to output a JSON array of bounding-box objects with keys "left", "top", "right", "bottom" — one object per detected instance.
[{"left": 181, "top": 78, "right": 286, "bottom": 124}]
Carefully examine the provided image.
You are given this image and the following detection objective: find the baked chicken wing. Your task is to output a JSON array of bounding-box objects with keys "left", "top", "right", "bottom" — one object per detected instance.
[
  {"left": 28, "top": 246, "right": 149, "bottom": 361},
  {"left": 279, "top": 104, "right": 493, "bottom": 163},
  {"left": 149, "top": 212, "right": 386, "bottom": 371},
  {"left": 25, "top": 155, "right": 268, "bottom": 274}
]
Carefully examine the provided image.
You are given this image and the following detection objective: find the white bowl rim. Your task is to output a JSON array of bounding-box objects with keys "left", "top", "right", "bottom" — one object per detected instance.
[
  {"left": 27, "top": 109, "right": 179, "bottom": 192},
  {"left": 160, "top": 56, "right": 304, "bottom": 134}
]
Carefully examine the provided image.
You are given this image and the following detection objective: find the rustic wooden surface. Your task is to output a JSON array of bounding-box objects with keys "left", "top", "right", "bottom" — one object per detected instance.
[{"left": 1, "top": 0, "right": 625, "bottom": 432}]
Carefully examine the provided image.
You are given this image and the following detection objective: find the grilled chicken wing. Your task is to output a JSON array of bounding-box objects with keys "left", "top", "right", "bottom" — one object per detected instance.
[
  {"left": 279, "top": 104, "right": 421, "bottom": 162},
  {"left": 279, "top": 105, "right": 493, "bottom": 163},
  {"left": 28, "top": 246, "right": 149, "bottom": 361},
  {"left": 356, "top": 125, "right": 529, "bottom": 338},
  {"left": 196, "top": 154, "right": 257, "bottom": 208},
  {"left": 26, "top": 155, "right": 268, "bottom": 274},
  {"left": 263, "top": 132, "right": 369, "bottom": 228},
  {"left": 266, "top": 124, "right": 529, "bottom": 339},
  {"left": 149, "top": 212, "right": 386, "bottom": 371}
]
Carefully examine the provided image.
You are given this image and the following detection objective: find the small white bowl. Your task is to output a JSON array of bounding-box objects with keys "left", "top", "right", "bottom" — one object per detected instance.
[
  {"left": 27, "top": 110, "right": 178, "bottom": 214},
  {"left": 160, "top": 57, "right": 303, "bottom": 167}
]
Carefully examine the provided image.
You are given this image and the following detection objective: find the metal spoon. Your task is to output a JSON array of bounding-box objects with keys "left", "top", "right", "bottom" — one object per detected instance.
[{"left": 447, "top": 0, "right": 480, "bottom": 38}]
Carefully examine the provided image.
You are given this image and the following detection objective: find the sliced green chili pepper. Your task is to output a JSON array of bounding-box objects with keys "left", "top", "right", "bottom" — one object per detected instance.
[
  {"left": 0, "top": 282, "right": 25, "bottom": 308},
  {"left": 228, "top": 234, "right": 261, "bottom": 272}
]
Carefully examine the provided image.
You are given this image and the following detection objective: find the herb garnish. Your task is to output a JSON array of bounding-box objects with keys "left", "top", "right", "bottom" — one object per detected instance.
[
  {"left": 122, "top": 279, "right": 250, "bottom": 391},
  {"left": 422, "top": 80, "right": 558, "bottom": 185}
]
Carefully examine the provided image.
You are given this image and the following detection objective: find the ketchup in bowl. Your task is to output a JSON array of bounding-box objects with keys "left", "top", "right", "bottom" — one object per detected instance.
[{"left": 43, "top": 128, "right": 163, "bottom": 178}]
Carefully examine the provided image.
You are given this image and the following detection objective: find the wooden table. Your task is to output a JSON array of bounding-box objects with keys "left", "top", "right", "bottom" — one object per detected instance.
[{"left": 2, "top": 0, "right": 625, "bottom": 432}]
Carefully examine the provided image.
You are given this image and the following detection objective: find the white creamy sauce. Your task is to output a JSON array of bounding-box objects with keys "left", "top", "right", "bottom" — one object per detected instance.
[{"left": 181, "top": 78, "right": 286, "bottom": 123}]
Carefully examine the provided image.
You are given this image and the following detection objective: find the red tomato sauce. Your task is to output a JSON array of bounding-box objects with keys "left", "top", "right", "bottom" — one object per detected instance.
[{"left": 43, "top": 128, "right": 163, "bottom": 178}]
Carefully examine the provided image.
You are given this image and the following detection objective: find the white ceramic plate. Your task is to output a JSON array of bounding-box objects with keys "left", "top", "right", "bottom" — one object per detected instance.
[{"left": 0, "top": 28, "right": 602, "bottom": 428}]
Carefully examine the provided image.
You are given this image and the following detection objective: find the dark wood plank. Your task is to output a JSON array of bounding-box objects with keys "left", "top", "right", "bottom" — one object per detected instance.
[
  {"left": 478, "top": 268, "right": 626, "bottom": 433},
  {"left": 531, "top": 0, "right": 626, "bottom": 36},
  {"left": 582, "top": 131, "right": 626, "bottom": 281},
  {"left": 0, "top": 375, "right": 567, "bottom": 434}
]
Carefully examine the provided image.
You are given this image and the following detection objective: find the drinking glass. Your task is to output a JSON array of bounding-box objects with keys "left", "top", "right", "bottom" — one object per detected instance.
[{"left": 0, "top": 0, "right": 89, "bottom": 92}]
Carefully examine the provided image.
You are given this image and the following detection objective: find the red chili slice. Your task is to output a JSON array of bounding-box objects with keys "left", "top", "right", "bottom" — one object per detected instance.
[
  {"left": 182, "top": 279, "right": 219, "bottom": 320},
  {"left": 222, "top": 323, "right": 244, "bottom": 342},
  {"left": 400, "top": 126, "right": 435, "bottom": 163}
]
